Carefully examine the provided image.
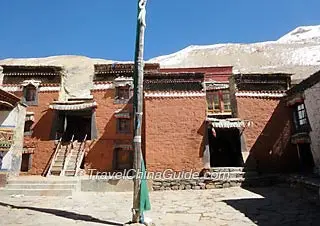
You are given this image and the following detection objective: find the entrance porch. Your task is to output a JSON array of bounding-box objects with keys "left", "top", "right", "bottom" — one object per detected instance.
[{"left": 204, "top": 118, "right": 251, "bottom": 168}]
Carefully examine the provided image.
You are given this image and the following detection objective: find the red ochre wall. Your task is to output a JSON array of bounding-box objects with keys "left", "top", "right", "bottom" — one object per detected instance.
[
  {"left": 144, "top": 96, "right": 206, "bottom": 172},
  {"left": 237, "top": 97, "right": 299, "bottom": 173},
  {"left": 14, "top": 88, "right": 206, "bottom": 174},
  {"left": 86, "top": 89, "right": 133, "bottom": 172},
  {"left": 13, "top": 91, "right": 59, "bottom": 175}
]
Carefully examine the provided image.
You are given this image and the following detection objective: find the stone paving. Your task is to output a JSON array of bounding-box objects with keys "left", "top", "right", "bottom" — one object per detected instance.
[{"left": 0, "top": 184, "right": 320, "bottom": 226}]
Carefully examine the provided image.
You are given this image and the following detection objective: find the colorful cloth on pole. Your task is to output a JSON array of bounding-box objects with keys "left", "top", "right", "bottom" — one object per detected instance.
[{"left": 140, "top": 157, "right": 151, "bottom": 212}]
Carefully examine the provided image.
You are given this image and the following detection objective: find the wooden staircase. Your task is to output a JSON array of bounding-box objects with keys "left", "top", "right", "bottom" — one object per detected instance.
[{"left": 47, "top": 135, "right": 87, "bottom": 177}]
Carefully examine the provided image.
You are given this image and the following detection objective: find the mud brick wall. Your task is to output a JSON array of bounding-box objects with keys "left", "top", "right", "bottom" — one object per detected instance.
[
  {"left": 237, "top": 97, "right": 298, "bottom": 173},
  {"left": 144, "top": 96, "right": 206, "bottom": 172},
  {"left": 13, "top": 91, "right": 59, "bottom": 175},
  {"left": 86, "top": 89, "right": 133, "bottom": 172}
]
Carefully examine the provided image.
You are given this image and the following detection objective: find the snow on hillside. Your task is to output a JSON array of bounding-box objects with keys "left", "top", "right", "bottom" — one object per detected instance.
[
  {"left": 278, "top": 25, "right": 320, "bottom": 43},
  {"left": 0, "top": 25, "right": 320, "bottom": 83},
  {"left": 149, "top": 25, "right": 320, "bottom": 81}
]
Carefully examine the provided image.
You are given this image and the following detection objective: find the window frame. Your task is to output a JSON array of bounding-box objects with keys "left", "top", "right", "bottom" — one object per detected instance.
[
  {"left": 113, "top": 147, "right": 133, "bottom": 171},
  {"left": 22, "top": 84, "right": 39, "bottom": 106},
  {"left": 206, "top": 89, "right": 231, "bottom": 114},
  {"left": 114, "top": 85, "right": 132, "bottom": 104},
  {"left": 24, "top": 120, "right": 34, "bottom": 136},
  {"left": 293, "top": 103, "right": 310, "bottom": 132},
  {"left": 116, "top": 118, "right": 131, "bottom": 134}
]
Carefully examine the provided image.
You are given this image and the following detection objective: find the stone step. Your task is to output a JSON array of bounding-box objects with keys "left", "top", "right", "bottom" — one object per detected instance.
[
  {"left": 6, "top": 183, "right": 77, "bottom": 190},
  {"left": 0, "top": 188, "right": 73, "bottom": 196}
]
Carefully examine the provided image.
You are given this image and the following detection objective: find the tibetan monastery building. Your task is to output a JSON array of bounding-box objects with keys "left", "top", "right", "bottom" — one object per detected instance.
[{"left": 0, "top": 63, "right": 302, "bottom": 176}]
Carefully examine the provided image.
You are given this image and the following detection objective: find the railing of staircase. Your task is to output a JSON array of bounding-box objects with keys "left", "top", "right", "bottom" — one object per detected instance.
[
  {"left": 75, "top": 134, "right": 87, "bottom": 176},
  {"left": 46, "top": 137, "right": 62, "bottom": 177},
  {"left": 60, "top": 134, "right": 74, "bottom": 176}
]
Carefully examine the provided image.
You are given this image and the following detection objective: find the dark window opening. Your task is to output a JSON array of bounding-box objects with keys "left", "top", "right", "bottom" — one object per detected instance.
[
  {"left": 20, "top": 154, "right": 31, "bottom": 172},
  {"left": 24, "top": 121, "right": 33, "bottom": 136},
  {"left": 116, "top": 86, "right": 130, "bottom": 100},
  {"left": 117, "top": 118, "right": 131, "bottom": 134},
  {"left": 23, "top": 85, "right": 38, "bottom": 105},
  {"left": 114, "top": 148, "right": 133, "bottom": 171},
  {"left": 208, "top": 127, "right": 244, "bottom": 167}
]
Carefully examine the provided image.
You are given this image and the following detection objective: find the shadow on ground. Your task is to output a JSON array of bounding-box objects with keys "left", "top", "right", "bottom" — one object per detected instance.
[
  {"left": 0, "top": 201, "right": 123, "bottom": 226},
  {"left": 222, "top": 185, "right": 320, "bottom": 226}
]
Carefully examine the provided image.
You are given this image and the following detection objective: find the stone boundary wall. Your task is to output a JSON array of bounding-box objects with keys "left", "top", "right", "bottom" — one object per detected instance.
[{"left": 152, "top": 176, "right": 278, "bottom": 191}]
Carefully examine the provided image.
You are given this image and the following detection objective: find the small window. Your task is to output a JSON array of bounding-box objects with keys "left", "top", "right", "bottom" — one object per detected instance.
[
  {"left": 116, "top": 118, "right": 131, "bottom": 134},
  {"left": 114, "top": 148, "right": 133, "bottom": 171},
  {"left": 115, "top": 85, "right": 131, "bottom": 100},
  {"left": 297, "top": 104, "right": 307, "bottom": 126},
  {"left": 20, "top": 153, "right": 32, "bottom": 172},
  {"left": 293, "top": 103, "right": 309, "bottom": 132},
  {"left": 23, "top": 85, "right": 38, "bottom": 105},
  {"left": 206, "top": 89, "right": 231, "bottom": 114},
  {"left": 24, "top": 121, "right": 33, "bottom": 136}
]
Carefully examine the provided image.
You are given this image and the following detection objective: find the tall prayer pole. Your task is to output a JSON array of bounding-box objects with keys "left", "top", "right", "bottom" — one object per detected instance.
[{"left": 132, "top": 0, "right": 147, "bottom": 223}]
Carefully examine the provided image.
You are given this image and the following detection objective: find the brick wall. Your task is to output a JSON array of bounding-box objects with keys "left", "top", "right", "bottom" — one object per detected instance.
[
  {"left": 237, "top": 97, "right": 298, "bottom": 172},
  {"left": 144, "top": 96, "right": 206, "bottom": 172},
  {"left": 13, "top": 91, "right": 59, "bottom": 175},
  {"left": 86, "top": 90, "right": 133, "bottom": 172}
]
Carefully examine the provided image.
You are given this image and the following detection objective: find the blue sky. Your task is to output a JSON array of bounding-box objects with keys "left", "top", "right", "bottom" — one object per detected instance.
[{"left": 0, "top": 0, "right": 319, "bottom": 61}]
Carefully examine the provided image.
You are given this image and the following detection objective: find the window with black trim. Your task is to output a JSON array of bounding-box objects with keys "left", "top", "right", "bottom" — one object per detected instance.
[
  {"left": 293, "top": 103, "right": 310, "bottom": 132},
  {"left": 114, "top": 85, "right": 132, "bottom": 104},
  {"left": 116, "top": 118, "right": 131, "bottom": 134},
  {"left": 23, "top": 85, "right": 38, "bottom": 105},
  {"left": 24, "top": 121, "right": 33, "bottom": 136}
]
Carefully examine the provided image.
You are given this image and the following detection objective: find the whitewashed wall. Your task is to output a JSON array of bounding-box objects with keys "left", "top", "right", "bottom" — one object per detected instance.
[
  {"left": 0, "top": 104, "right": 26, "bottom": 174},
  {"left": 304, "top": 81, "right": 320, "bottom": 174}
]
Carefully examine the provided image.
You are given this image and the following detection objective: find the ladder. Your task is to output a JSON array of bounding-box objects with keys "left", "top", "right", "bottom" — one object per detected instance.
[{"left": 61, "top": 135, "right": 87, "bottom": 177}]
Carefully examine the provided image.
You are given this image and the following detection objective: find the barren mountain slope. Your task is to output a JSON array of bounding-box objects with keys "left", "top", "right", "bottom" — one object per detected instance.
[
  {"left": 149, "top": 25, "right": 320, "bottom": 81},
  {"left": 0, "top": 25, "right": 319, "bottom": 88}
]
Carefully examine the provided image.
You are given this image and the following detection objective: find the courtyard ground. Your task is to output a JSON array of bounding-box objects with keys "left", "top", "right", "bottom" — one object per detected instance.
[{"left": 0, "top": 185, "right": 320, "bottom": 226}]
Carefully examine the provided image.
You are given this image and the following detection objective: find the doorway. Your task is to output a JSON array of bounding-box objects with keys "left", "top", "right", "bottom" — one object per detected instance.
[
  {"left": 298, "top": 143, "right": 315, "bottom": 173},
  {"left": 57, "top": 110, "right": 92, "bottom": 142},
  {"left": 208, "top": 127, "right": 244, "bottom": 167}
]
